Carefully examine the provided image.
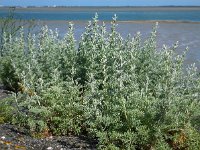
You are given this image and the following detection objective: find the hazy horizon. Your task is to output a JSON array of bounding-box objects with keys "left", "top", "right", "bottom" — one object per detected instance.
[
  {"left": 1, "top": 6, "right": 200, "bottom": 7},
  {"left": 1, "top": 0, "right": 200, "bottom": 7}
]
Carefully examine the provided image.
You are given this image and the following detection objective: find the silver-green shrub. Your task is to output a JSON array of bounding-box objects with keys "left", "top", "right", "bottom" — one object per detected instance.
[
  {"left": 0, "top": 15, "right": 200, "bottom": 149},
  {"left": 0, "top": 8, "right": 36, "bottom": 90}
]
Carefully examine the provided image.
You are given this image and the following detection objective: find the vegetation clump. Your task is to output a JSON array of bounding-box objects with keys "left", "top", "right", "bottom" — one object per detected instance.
[
  {"left": 0, "top": 14, "right": 200, "bottom": 149},
  {"left": 0, "top": 98, "right": 13, "bottom": 124}
]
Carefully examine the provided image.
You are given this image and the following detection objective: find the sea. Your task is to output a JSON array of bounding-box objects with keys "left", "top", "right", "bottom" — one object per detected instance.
[
  {"left": 1, "top": 7, "right": 200, "bottom": 21},
  {"left": 0, "top": 6, "right": 200, "bottom": 68}
]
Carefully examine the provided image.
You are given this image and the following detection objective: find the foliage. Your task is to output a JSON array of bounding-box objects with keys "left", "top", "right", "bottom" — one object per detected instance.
[
  {"left": 0, "top": 8, "right": 36, "bottom": 90},
  {"left": 0, "top": 14, "right": 200, "bottom": 149},
  {"left": 0, "top": 97, "right": 14, "bottom": 124}
]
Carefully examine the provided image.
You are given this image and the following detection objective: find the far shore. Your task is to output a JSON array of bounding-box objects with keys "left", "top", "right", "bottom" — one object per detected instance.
[
  {"left": 34, "top": 19, "right": 200, "bottom": 24},
  {"left": 1, "top": 6, "right": 200, "bottom": 12}
]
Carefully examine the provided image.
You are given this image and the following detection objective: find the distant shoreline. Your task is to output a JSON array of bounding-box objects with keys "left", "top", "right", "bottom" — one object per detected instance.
[
  {"left": 1, "top": 6, "right": 200, "bottom": 12},
  {"left": 1, "top": 6, "right": 200, "bottom": 22},
  {"left": 40, "top": 20, "right": 200, "bottom": 24}
]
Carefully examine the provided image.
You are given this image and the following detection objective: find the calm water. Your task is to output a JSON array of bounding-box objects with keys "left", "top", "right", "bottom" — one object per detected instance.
[{"left": 1, "top": 9, "right": 200, "bottom": 21}]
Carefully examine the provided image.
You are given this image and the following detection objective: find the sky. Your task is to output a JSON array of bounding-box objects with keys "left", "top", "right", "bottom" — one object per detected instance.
[{"left": 1, "top": 0, "right": 200, "bottom": 6}]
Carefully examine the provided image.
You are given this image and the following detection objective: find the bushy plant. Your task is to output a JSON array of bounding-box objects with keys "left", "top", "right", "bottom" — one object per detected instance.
[
  {"left": 0, "top": 14, "right": 200, "bottom": 149},
  {"left": 0, "top": 97, "right": 14, "bottom": 124},
  {"left": 0, "top": 8, "right": 36, "bottom": 90}
]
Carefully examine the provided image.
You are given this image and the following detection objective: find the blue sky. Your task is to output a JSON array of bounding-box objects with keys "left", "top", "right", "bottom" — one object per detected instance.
[{"left": 1, "top": 0, "right": 200, "bottom": 6}]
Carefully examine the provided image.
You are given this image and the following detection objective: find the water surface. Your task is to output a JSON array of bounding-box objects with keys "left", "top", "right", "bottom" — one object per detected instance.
[{"left": 1, "top": 7, "right": 200, "bottom": 21}]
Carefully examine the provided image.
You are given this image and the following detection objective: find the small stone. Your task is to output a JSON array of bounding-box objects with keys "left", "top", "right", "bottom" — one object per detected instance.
[
  {"left": 47, "top": 147, "right": 53, "bottom": 150},
  {"left": 1, "top": 136, "right": 5, "bottom": 140},
  {"left": 46, "top": 136, "right": 53, "bottom": 140}
]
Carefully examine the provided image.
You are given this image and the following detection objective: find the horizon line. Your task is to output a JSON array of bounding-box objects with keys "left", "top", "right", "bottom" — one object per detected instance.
[{"left": 1, "top": 5, "right": 200, "bottom": 7}]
